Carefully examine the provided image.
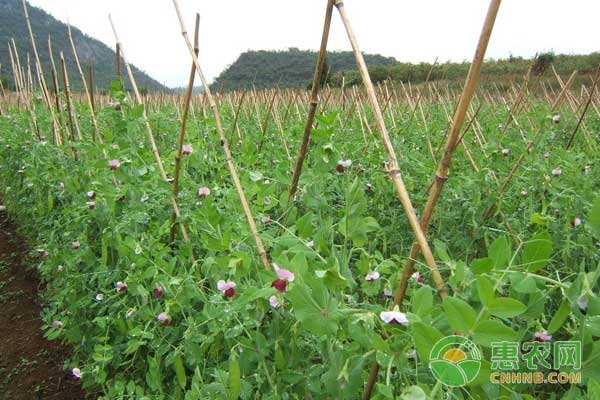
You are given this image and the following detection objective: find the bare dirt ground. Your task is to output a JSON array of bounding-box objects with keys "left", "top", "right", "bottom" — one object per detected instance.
[{"left": 0, "top": 208, "right": 90, "bottom": 400}]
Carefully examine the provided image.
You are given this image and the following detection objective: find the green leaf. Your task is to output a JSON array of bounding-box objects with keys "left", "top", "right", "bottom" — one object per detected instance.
[
  {"left": 471, "top": 257, "right": 493, "bottom": 274},
  {"left": 548, "top": 300, "right": 571, "bottom": 333},
  {"left": 443, "top": 297, "right": 478, "bottom": 334},
  {"left": 522, "top": 231, "right": 553, "bottom": 272},
  {"left": 411, "top": 322, "right": 444, "bottom": 363},
  {"left": 590, "top": 197, "right": 600, "bottom": 238},
  {"left": 173, "top": 355, "right": 187, "bottom": 389},
  {"left": 287, "top": 282, "right": 339, "bottom": 336},
  {"left": 588, "top": 378, "right": 600, "bottom": 400},
  {"left": 228, "top": 352, "right": 241, "bottom": 400},
  {"left": 412, "top": 286, "right": 434, "bottom": 317},
  {"left": 488, "top": 298, "right": 527, "bottom": 318},
  {"left": 585, "top": 316, "right": 600, "bottom": 336},
  {"left": 530, "top": 212, "right": 551, "bottom": 226},
  {"left": 476, "top": 276, "right": 495, "bottom": 307},
  {"left": 248, "top": 171, "right": 263, "bottom": 182},
  {"left": 489, "top": 235, "right": 511, "bottom": 269},
  {"left": 473, "top": 320, "right": 516, "bottom": 347},
  {"left": 400, "top": 386, "right": 427, "bottom": 400},
  {"left": 314, "top": 268, "right": 349, "bottom": 289}
]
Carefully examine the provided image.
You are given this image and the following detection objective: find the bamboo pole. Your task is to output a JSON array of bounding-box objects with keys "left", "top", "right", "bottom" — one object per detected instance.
[
  {"left": 68, "top": 22, "right": 100, "bottom": 143},
  {"left": 566, "top": 65, "right": 600, "bottom": 150},
  {"left": 551, "top": 70, "right": 577, "bottom": 112},
  {"left": 172, "top": 1, "right": 270, "bottom": 269},
  {"left": 60, "top": 52, "right": 79, "bottom": 161},
  {"left": 363, "top": 1, "right": 501, "bottom": 398},
  {"left": 288, "top": 0, "right": 335, "bottom": 201},
  {"left": 334, "top": 0, "right": 446, "bottom": 299},
  {"left": 170, "top": 13, "right": 200, "bottom": 245},
  {"left": 108, "top": 15, "right": 192, "bottom": 245}
]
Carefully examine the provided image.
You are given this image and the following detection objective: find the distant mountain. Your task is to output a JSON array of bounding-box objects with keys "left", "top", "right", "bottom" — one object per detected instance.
[
  {"left": 0, "top": 0, "right": 168, "bottom": 92},
  {"left": 211, "top": 48, "right": 398, "bottom": 92}
]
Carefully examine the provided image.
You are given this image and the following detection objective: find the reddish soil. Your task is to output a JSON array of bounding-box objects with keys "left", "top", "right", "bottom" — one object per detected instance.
[{"left": 0, "top": 209, "right": 91, "bottom": 400}]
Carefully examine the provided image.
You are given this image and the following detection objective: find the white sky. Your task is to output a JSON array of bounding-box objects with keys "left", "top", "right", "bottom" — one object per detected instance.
[{"left": 27, "top": 0, "right": 600, "bottom": 88}]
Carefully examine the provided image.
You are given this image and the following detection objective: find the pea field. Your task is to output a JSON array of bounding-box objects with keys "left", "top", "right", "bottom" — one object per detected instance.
[{"left": 0, "top": 0, "right": 599, "bottom": 399}]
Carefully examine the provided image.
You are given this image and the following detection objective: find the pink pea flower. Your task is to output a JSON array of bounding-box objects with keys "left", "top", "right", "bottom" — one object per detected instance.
[
  {"left": 108, "top": 159, "right": 121, "bottom": 170},
  {"left": 116, "top": 281, "right": 128, "bottom": 292},
  {"left": 71, "top": 368, "right": 82, "bottom": 381},
  {"left": 380, "top": 310, "right": 409, "bottom": 326},
  {"left": 261, "top": 215, "right": 271, "bottom": 225},
  {"left": 71, "top": 241, "right": 81, "bottom": 250},
  {"left": 411, "top": 271, "right": 425, "bottom": 284},
  {"left": 53, "top": 320, "right": 63, "bottom": 329},
  {"left": 551, "top": 167, "right": 562, "bottom": 176},
  {"left": 365, "top": 271, "right": 380, "bottom": 281},
  {"left": 269, "top": 295, "right": 281, "bottom": 308},
  {"left": 336, "top": 159, "right": 352, "bottom": 173},
  {"left": 156, "top": 312, "right": 171, "bottom": 326},
  {"left": 198, "top": 187, "right": 211, "bottom": 199},
  {"left": 153, "top": 286, "right": 164, "bottom": 298},
  {"left": 534, "top": 329, "right": 552, "bottom": 342},
  {"left": 182, "top": 144, "right": 193, "bottom": 155},
  {"left": 217, "top": 280, "right": 236, "bottom": 298},
  {"left": 273, "top": 263, "right": 295, "bottom": 282},
  {"left": 272, "top": 279, "right": 287, "bottom": 293}
]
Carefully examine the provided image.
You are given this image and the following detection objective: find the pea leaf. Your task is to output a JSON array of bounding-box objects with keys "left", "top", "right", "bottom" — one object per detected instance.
[
  {"left": 443, "top": 297, "right": 478, "bottom": 334},
  {"left": 288, "top": 282, "right": 339, "bottom": 336},
  {"left": 411, "top": 322, "right": 444, "bottom": 363},
  {"left": 522, "top": 231, "right": 553, "bottom": 272},
  {"left": 473, "top": 320, "right": 517, "bottom": 347},
  {"left": 548, "top": 300, "right": 571, "bottom": 333},
  {"left": 488, "top": 298, "right": 527, "bottom": 318},
  {"left": 489, "top": 235, "right": 511, "bottom": 269}
]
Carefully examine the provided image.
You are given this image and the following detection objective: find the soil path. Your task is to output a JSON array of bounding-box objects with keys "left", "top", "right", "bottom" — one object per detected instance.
[{"left": 0, "top": 208, "right": 89, "bottom": 400}]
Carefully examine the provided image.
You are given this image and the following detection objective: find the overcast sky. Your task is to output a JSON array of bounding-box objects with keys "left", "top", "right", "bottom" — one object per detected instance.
[{"left": 27, "top": 0, "right": 600, "bottom": 88}]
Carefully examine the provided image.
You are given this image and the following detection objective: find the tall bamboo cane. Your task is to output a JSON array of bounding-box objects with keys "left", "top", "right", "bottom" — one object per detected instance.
[
  {"left": 171, "top": 0, "right": 270, "bottom": 269},
  {"left": 363, "top": 1, "right": 502, "bottom": 398},
  {"left": 334, "top": 0, "right": 446, "bottom": 296},
  {"left": 288, "top": 0, "right": 335, "bottom": 201},
  {"left": 170, "top": 14, "right": 200, "bottom": 245},
  {"left": 108, "top": 15, "right": 192, "bottom": 245},
  {"left": 68, "top": 23, "right": 100, "bottom": 143}
]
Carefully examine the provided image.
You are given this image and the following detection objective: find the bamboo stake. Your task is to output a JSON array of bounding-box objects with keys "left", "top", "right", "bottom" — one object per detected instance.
[
  {"left": 172, "top": 1, "right": 270, "bottom": 269},
  {"left": 170, "top": 13, "right": 200, "bottom": 245},
  {"left": 363, "top": 1, "right": 501, "bottom": 398},
  {"left": 288, "top": 0, "right": 335, "bottom": 201},
  {"left": 108, "top": 15, "right": 192, "bottom": 245},
  {"left": 334, "top": 0, "right": 446, "bottom": 298},
  {"left": 68, "top": 22, "right": 101, "bottom": 143},
  {"left": 59, "top": 52, "right": 79, "bottom": 161},
  {"left": 551, "top": 70, "right": 577, "bottom": 112},
  {"left": 566, "top": 65, "right": 600, "bottom": 150}
]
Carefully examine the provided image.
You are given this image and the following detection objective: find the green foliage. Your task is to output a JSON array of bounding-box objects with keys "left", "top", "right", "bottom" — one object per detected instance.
[{"left": 0, "top": 81, "right": 598, "bottom": 400}]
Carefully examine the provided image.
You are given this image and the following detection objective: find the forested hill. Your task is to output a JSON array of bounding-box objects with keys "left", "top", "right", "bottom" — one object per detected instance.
[
  {"left": 212, "top": 48, "right": 600, "bottom": 93},
  {"left": 0, "top": 0, "right": 167, "bottom": 92},
  {"left": 211, "top": 48, "right": 398, "bottom": 92}
]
